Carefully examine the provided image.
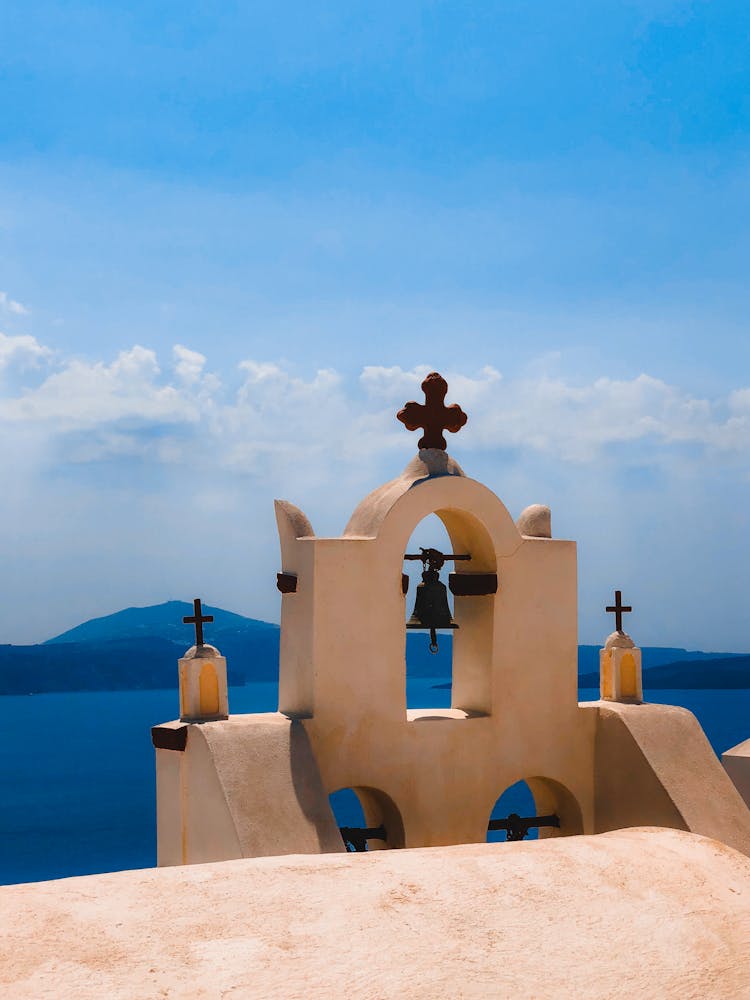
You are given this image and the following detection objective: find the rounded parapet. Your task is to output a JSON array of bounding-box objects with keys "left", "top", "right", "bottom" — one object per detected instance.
[
  {"left": 604, "top": 631, "right": 635, "bottom": 650},
  {"left": 274, "top": 499, "right": 314, "bottom": 539},
  {"left": 517, "top": 504, "right": 551, "bottom": 538},
  {"left": 183, "top": 643, "right": 222, "bottom": 660},
  {"left": 275, "top": 499, "right": 315, "bottom": 568}
]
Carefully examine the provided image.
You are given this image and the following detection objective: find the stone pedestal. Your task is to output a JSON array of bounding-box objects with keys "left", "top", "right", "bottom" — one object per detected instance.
[
  {"left": 600, "top": 631, "right": 643, "bottom": 703},
  {"left": 179, "top": 643, "right": 229, "bottom": 722}
]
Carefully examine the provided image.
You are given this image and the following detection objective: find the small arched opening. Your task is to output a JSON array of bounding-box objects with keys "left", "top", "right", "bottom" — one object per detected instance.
[
  {"left": 487, "top": 780, "right": 537, "bottom": 843},
  {"left": 487, "top": 777, "right": 583, "bottom": 843},
  {"left": 328, "top": 786, "right": 405, "bottom": 852}
]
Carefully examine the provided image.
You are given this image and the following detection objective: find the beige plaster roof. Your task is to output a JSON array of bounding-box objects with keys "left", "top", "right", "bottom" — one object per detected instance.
[{"left": 2, "top": 828, "right": 750, "bottom": 1000}]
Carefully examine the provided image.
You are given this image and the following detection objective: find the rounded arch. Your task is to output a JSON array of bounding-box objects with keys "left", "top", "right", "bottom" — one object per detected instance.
[
  {"left": 487, "top": 780, "right": 537, "bottom": 843},
  {"left": 388, "top": 485, "right": 506, "bottom": 717},
  {"left": 345, "top": 465, "right": 523, "bottom": 720},
  {"left": 345, "top": 463, "right": 521, "bottom": 565},
  {"left": 433, "top": 506, "right": 497, "bottom": 575},
  {"left": 525, "top": 776, "right": 584, "bottom": 839},
  {"left": 328, "top": 785, "right": 405, "bottom": 851},
  {"left": 486, "top": 776, "right": 584, "bottom": 842}
]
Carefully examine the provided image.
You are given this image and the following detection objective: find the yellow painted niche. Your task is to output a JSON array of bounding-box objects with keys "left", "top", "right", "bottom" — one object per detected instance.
[
  {"left": 600, "top": 653, "right": 614, "bottom": 700},
  {"left": 177, "top": 647, "right": 229, "bottom": 721},
  {"left": 599, "top": 644, "right": 643, "bottom": 703},
  {"left": 179, "top": 661, "right": 188, "bottom": 719},
  {"left": 199, "top": 662, "right": 220, "bottom": 716},
  {"left": 619, "top": 652, "right": 637, "bottom": 700}
]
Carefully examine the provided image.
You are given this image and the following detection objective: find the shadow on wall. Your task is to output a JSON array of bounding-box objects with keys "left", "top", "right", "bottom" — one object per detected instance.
[{"left": 328, "top": 787, "right": 406, "bottom": 851}]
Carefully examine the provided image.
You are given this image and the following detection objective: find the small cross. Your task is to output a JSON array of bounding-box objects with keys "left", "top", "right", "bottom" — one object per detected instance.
[
  {"left": 606, "top": 590, "right": 632, "bottom": 634},
  {"left": 397, "top": 372, "right": 468, "bottom": 450},
  {"left": 183, "top": 598, "right": 214, "bottom": 647}
]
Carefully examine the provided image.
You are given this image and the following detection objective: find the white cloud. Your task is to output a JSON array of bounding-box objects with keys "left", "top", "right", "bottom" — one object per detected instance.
[
  {"left": 360, "top": 364, "right": 431, "bottom": 400},
  {"left": 0, "top": 291, "right": 29, "bottom": 315},
  {"left": 0, "top": 332, "right": 51, "bottom": 371},
  {"left": 222, "top": 362, "right": 351, "bottom": 473},
  {"left": 3, "top": 342, "right": 750, "bottom": 650},
  {"left": 1, "top": 343, "right": 749, "bottom": 471},
  {"left": 173, "top": 344, "right": 207, "bottom": 385},
  {"left": 0, "top": 344, "right": 199, "bottom": 432},
  {"left": 355, "top": 365, "right": 750, "bottom": 462}
]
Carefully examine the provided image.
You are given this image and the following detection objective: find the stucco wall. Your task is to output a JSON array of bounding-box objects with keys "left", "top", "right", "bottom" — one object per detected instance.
[{"left": 594, "top": 701, "right": 750, "bottom": 856}]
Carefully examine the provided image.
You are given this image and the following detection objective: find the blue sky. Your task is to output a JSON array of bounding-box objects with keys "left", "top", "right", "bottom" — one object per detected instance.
[{"left": 2, "top": 1, "right": 750, "bottom": 648}]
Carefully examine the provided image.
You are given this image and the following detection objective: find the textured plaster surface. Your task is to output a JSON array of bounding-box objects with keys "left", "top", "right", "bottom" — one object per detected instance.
[
  {"left": 2, "top": 830, "right": 750, "bottom": 1000},
  {"left": 516, "top": 502, "right": 551, "bottom": 538},
  {"left": 594, "top": 701, "right": 750, "bottom": 856},
  {"left": 182, "top": 643, "right": 222, "bottom": 660},
  {"left": 156, "top": 714, "right": 343, "bottom": 866},
  {"left": 196, "top": 714, "right": 344, "bottom": 858},
  {"left": 604, "top": 629, "right": 636, "bottom": 649}
]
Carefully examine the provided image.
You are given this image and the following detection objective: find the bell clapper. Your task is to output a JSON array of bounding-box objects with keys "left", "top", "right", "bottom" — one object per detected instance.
[
  {"left": 429, "top": 627, "right": 439, "bottom": 654},
  {"left": 404, "top": 547, "right": 470, "bottom": 654}
]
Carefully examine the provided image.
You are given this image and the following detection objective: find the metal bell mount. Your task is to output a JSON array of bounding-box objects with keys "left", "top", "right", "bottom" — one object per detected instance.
[{"left": 404, "top": 547, "right": 470, "bottom": 653}]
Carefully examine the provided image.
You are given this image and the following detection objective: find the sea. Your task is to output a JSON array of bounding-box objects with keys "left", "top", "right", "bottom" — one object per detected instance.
[{"left": 2, "top": 681, "right": 750, "bottom": 886}]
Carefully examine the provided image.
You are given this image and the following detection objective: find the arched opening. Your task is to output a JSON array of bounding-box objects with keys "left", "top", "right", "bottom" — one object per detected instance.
[
  {"left": 487, "top": 777, "right": 584, "bottom": 843},
  {"left": 403, "top": 507, "right": 497, "bottom": 717},
  {"left": 403, "top": 514, "right": 455, "bottom": 710},
  {"left": 328, "top": 786, "right": 405, "bottom": 851},
  {"left": 487, "top": 781, "right": 538, "bottom": 843}
]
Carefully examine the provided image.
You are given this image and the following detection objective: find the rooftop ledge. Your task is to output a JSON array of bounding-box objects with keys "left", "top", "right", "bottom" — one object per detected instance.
[{"left": 407, "top": 707, "right": 489, "bottom": 721}]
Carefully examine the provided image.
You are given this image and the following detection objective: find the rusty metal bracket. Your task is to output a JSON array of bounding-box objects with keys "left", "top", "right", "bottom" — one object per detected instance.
[
  {"left": 151, "top": 724, "right": 188, "bottom": 752},
  {"left": 339, "top": 825, "right": 387, "bottom": 852},
  {"left": 277, "top": 573, "right": 298, "bottom": 594},
  {"left": 488, "top": 813, "right": 560, "bottom": 842},
  {"left": 449, "top": 573, "right": 498, "bottom": 596}
]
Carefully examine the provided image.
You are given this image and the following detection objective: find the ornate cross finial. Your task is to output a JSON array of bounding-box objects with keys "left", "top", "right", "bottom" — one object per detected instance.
[
  {"left": 606, "top": 590, "right": 632, "bottom": 634},
  {"left": 183, "top": 598, "right": 214, "bottom": 648},
  {"left": 397, "top": 372, "right": 468, "bottom": 450}
]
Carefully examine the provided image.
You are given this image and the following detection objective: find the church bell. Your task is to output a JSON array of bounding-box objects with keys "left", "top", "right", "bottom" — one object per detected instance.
[{"left": 405, "top": 547, "right": 465, "bottom": 654}]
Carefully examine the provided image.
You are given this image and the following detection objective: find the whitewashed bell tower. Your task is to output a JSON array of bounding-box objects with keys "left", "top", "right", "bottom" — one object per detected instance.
[{"left": 152, "top": 371, "right": 750, "bottom": 867}]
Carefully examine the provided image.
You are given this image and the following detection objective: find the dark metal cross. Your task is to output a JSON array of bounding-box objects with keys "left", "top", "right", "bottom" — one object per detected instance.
[
  {"left": 606, "top": 590, "right": 632, "bottom": 633},
  {"left": 397, "top": 372, "right": 468, "bottom": 450},
  {"left": 183, "top": 598, "right": 213, "bottom": 647}
]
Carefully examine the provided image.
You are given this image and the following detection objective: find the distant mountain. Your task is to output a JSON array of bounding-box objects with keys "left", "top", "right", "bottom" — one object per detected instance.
[
  {"left": 0, "top": 602, "right": 280, "bottom": 695},
  {"left": 576, "top": 644, "right": 744, "bottom": 676},
  {"left": 0, "top": 638, "right": 194, "bottom": 695},
  {"left": 45, "top": 600, "right": 275, "bottom": 646},
  {"left": 579, "top": 655, "right": 750, "bottom": 690},
  {"left": 0, "top": 602, "right": 748, "bottom": 695}
]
